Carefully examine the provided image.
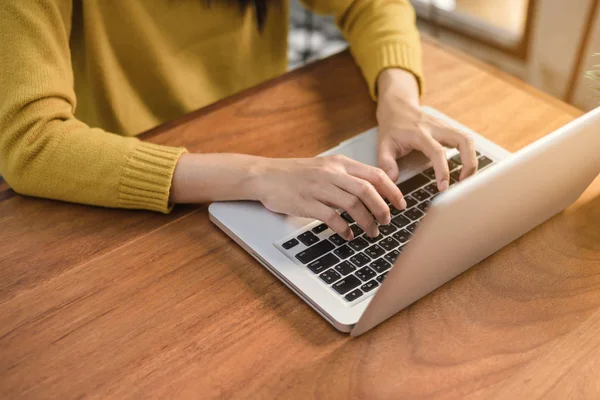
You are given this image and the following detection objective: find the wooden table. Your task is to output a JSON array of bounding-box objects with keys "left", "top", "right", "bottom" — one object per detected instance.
[{"left": 2, "top": 39, "right": 599, "bottom": 399}]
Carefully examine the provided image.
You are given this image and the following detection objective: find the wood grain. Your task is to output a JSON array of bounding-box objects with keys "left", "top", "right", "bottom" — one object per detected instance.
[{"left": 2, "top": 41, "right": 600, "bottom": 399}]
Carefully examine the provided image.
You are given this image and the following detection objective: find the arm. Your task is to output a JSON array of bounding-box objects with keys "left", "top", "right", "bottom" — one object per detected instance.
[
  {"left": 301, "top": 0, "right": 423, "bottom": 98},
  {"left": 170, "top": 153, "right": 407, "bottom": 240},
  {"left": 0, "top": 0, "right": 402, "bottom": 239},
  {"left": 0, "top": 0, "right": 404, "bottom": 238},
  {"left": 0, "top": 0, "right": 186, "bottom": 213},
  {"left": 302, "top": 0, "right": 479, "bottom": 189}
]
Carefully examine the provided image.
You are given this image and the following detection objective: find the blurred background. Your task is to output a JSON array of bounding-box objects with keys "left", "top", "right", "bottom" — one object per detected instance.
[{"left": 288, "top": 0, "right": 599, "bottom": 111}]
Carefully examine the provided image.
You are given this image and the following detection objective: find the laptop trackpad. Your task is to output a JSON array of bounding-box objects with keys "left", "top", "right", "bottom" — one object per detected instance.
[{"left": 322, "top": 127, "right": 455, "bottom": 183}]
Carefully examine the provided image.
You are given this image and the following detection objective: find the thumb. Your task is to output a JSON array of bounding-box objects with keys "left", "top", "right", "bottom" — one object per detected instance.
[{"left": 378, "top": 138, "right": 400, "bottom": 182}]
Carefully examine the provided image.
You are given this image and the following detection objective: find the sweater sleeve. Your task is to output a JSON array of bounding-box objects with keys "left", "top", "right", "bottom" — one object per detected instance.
[
  {"left": 0, "top": 0, "right": 186, "bottom": 213},
  {"left": 300, "top": 0, "right": 423, "bottom": 99}
]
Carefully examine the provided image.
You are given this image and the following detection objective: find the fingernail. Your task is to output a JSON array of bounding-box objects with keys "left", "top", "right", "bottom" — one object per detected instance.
[
  {"left": 439, "top": 179, "right": 449, "bottom": 191},
  {"left": 400, "top": 198, "right": 407, "bottom": 209},
  {"left": 384, "top": 215, "right": 391, "bottom": 225},
  {"left": 372, "top": 228, "right": 380, "bottom": 238},
  {"left": 346, "top": 232, "right": 354, "bottom": 241},
  {"left": 385, "top": 168, "right": 394, "bottom": 179}
]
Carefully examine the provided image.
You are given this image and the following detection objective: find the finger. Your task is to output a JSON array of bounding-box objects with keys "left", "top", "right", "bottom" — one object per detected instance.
[
  {"left": 332, "top": 175, "right": 389, "bottom": 232},
  {"left": 343, "top": 157, "right": 407, "bottom": 210},
  {"left": 414, "top": 132, "right": 450, "bottom": 191},
  {"left": 316, "top": 183, "right": 380, "bottom": 237},
  {"left": 377, "top": 134, "right": 400, "bottom": 182},
  {"left": 309, "top": 201, "right": 354, "bottom": 241},
  {"left": 432, "top": 127, "right": 478, "bottom": 180}
]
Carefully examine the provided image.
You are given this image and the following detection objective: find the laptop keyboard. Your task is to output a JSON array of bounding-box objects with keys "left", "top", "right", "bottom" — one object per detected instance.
[{"left": 277, "top": 153, "right": 496, "bottom": 304}]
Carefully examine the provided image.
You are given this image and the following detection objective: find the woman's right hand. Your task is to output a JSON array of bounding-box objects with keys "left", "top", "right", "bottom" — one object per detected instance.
[{"left": 252, "top": 155, "right": 407, "bottom": 241}]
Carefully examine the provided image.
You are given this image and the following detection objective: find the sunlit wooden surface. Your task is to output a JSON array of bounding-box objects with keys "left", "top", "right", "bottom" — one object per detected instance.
[{"left": 1, "top": 39, "right": 599, "bottom": 399}]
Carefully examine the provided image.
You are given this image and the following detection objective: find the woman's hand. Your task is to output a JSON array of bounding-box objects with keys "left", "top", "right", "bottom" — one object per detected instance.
[
  {"left": 376, "top": 69, "right": 478, "bottom": 191},
  {"left": 170, "top": 153, "right": 406, "bottom": 241},
  {"left": 252, "top": 155, "right": 407, "bottom": 241}
]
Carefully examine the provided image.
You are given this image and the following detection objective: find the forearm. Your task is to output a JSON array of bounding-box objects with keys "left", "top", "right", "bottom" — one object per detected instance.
[
  {"left": 0, "top": 111, "right": 185, "bottom": 213},
  {"left": 335, "top": 0, "right": 423, "bottom": 99},
  {"left": 169, "top": 153, "right": 265, "bottom": 204}
]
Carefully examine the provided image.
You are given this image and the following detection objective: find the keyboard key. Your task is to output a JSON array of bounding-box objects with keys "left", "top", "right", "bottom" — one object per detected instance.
[
  {"left": 417, "top": 200, "right": 431, "bottom": 212},
  {"left": 335, "top": 260, "right": 357, "bottom": 276},
  {"left": 307, "top": 253, "right": 340, "bottom": 274},
  {"left": 478, "top": 156, "right": 493, "bottom": 169},
  {"left": 404, "top": 208, "right": 424, "bottom": 221},
  {"left": 361, "top": 279, "right": 379, "bottom": 292},
  {"left": 391, "top": 215, "right": 410, "bottom": 228},
  {"left": 384, "top": 249, "right": 401, "bottom": 264},
  {"left": 344, "top": 289, "right": 363, "bottom": 302},
  {"left": 333, "top": 244, "right": 354, "bottom": 259},
  {"left": 349, "top": 237, "right": 369, "bottom": 251},
  {"left": 376, "top": 272, "right": 388, "bottom": 283},
  {"left": 341, "top": 211, "right": 354, "bottom": 223},
  {"left": 295, "top": 240, "right": 335, "bottom": 264},
  {"left": 355, "top": 266, "right": 377, "bottom": 281},
  {"left": 450, "top": 170, "right": 461, "bottom": 183},
  {"left": 393, "top": 229, "right": 411, "bottom": 243},
  {"left": 407, "top": 223, "right": 418, "bottom": 233},
  {"left": 405, "top": 195, "right": 418, "bottom": 208},
  {"left": 350, "top": 253, "right": 371, "bottom": 268},
  {"left": 365, "top": 244, "right": 385, "bottom": 259},
  {"left": 329, "top": 234, "right": 346, "bottom": 246},
  {"left": 379, "top": 224, "right": 397, "bottom": 236},
  {"left": 282, "top": 238, "right": 299, "bottom": 250},
  {"left": 379, "top": 236, "right": 400, "bottom": 251},
  {"left": 364, "top": 234, "right": 383, "bottom": 244},
  {"left": 412, "top": 189, "right": 431, "bottom": 202},
  {"left": 424, "top": 183, "right": 439, "bottom": 195},
  {"left": 312, "top": 223, "right": 328, "bottom": 234},
  {"left": 397, "top": 173, "right": 429, "bottom": 195},
  {"left": 370, "top": 258, "right": 391, "bottom": 273},
  {"left": 332, "top": 275, "right": 362, "bottom": 294},
  {"left": 320, "top": 269, "right": 341, "bottom": 284},
  {"left": 350, "top": 224, "right": 364, "bottom": 237},
  {"left": 297, "top": 231, "right": 319, "bottom": 246},
  {"left": 389, "top": 205, "right": 403, "bottom": 215},
  {"left": 423, "top": 167, "right": 436, "bottom": 180},
  {"left": 448, "top": 158, "right": 460, "bottom": 171},
  {"left": 453, "top": 152, "right": 481, "bottom": 166}
]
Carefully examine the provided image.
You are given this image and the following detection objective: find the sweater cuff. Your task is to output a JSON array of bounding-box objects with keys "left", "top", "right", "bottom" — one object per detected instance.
[
  {"left": 354, "top": 41, "right": 423, "bottom": 101},
  {"left": 118, "top": 142, "right": 187, "bottom": 214}
]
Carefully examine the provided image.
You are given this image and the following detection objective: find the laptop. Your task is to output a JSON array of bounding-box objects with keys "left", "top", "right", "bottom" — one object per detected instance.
[{"left": 209, "top": 106, "right": 600, "bottom": 336}]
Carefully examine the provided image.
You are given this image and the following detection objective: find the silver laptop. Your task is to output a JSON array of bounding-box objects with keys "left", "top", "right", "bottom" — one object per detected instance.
[{"left": 209, "top": 106, "right": 600, "bottom": 336}]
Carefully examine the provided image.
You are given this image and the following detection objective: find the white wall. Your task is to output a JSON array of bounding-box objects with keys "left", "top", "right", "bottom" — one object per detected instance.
[{"left": 571, "top": 6, "right": 600, "bottom": 110}]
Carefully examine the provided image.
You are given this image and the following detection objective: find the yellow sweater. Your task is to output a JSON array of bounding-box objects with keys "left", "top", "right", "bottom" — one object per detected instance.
[{"left": 0, "top": 0, "right": 422, "bottom": 213}]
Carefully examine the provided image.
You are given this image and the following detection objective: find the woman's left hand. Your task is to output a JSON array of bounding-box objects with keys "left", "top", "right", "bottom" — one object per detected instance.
[{"left": 376, "top": 68, "right": 479, "bottom": 192}]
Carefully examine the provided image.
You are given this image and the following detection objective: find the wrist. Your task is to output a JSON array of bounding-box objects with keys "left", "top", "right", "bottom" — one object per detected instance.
[
  {"left": 169, "top": 153, "right": 268, "bottom": 204},
  {"left": 377, "top": 68, "right": 420, "bottom": 107},
  {"left": 242, "top": 156, "right": 269, "bottom": 202}
]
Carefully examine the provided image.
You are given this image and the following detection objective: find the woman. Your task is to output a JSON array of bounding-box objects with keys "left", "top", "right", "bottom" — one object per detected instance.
[{"left": 0, "top": 0, "right": 477, "bottom": 241}]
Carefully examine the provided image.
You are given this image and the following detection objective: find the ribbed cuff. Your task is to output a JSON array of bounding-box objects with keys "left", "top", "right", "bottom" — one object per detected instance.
[
  {"left": 354, "top": 41, "right": 424, "bottom": 101},
  {"left": 118, "top": 142, "right": 187, "bottom": 214}
]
